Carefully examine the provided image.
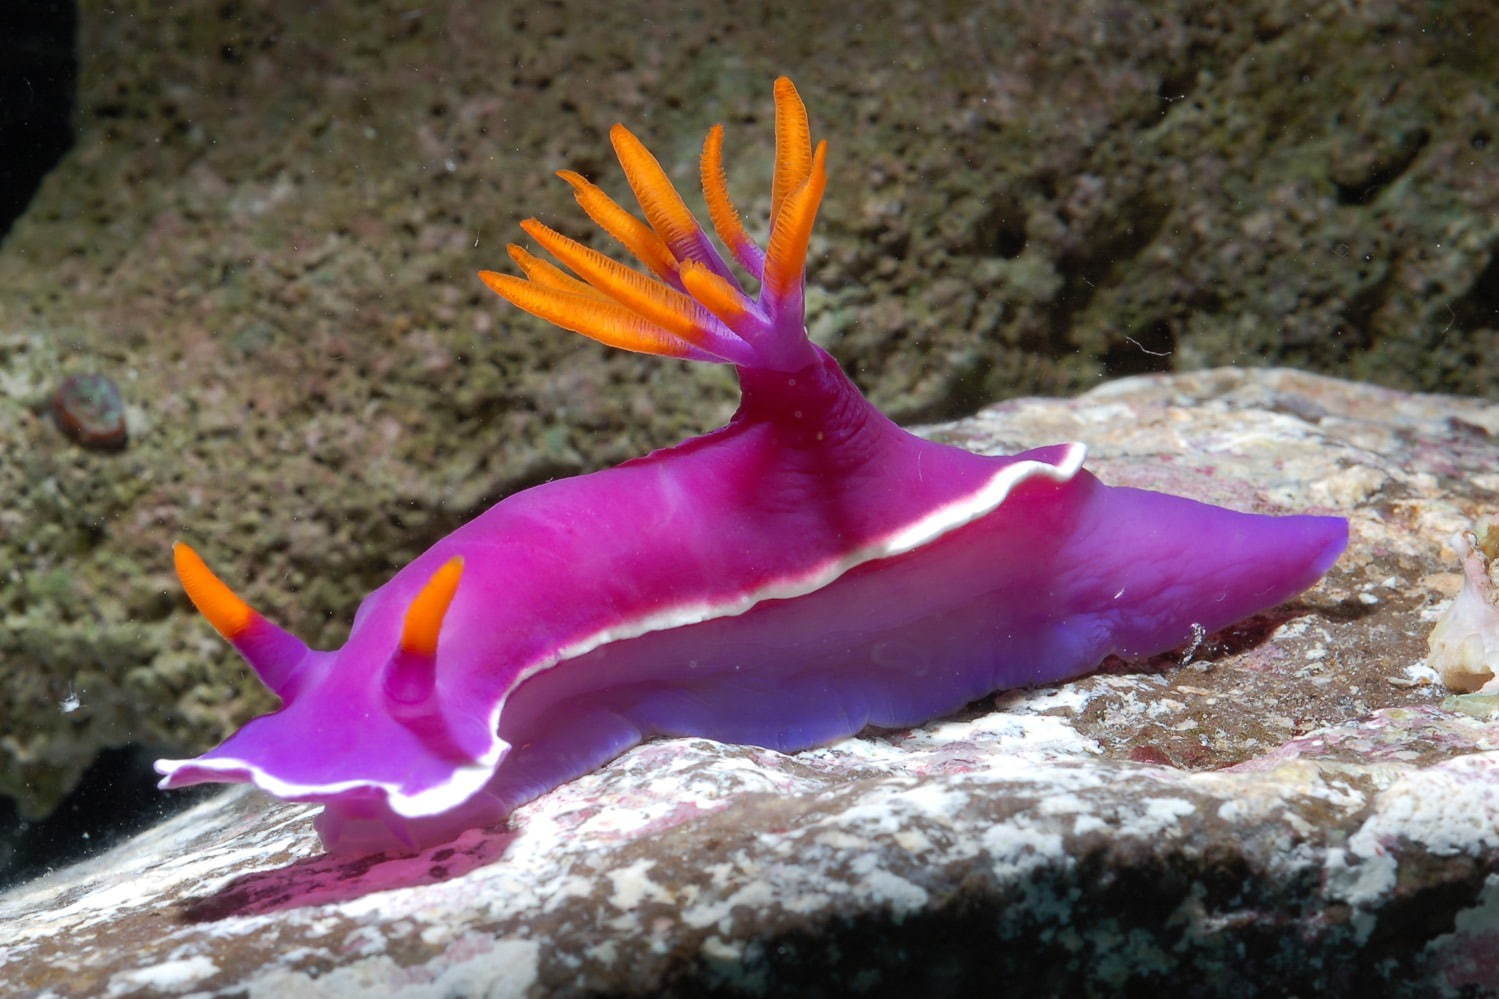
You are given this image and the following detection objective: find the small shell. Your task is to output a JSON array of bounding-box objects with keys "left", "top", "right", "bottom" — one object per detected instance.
[
  {"left": 1428, "top": 526, "right": 1499, "bottom": 694},
  {"left": 52, "top": 373, "right": 127, "bottom": 451}
]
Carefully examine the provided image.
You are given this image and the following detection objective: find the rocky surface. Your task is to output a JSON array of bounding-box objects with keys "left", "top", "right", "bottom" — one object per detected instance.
[
  {"left": 3, "top": 365, "right": 1498, "bottom": 996},
  {"left": 2, "top": 0, "right": 1497, "bottom": 827}
]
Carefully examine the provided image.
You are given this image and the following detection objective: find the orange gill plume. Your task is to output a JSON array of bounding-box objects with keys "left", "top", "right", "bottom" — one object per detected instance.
[{"left": 478, "top": 76, "right": 828, "bottom": 372}]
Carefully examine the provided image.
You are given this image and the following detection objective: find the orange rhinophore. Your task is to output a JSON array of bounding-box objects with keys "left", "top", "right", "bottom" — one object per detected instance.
[
  {"left": 401, "top": 557, "right": 465, "bottom": 659},
  {"left": 173, "top": 541, "right": 255, "bottom": 641},
  {"left": 173, "top": 541, "right": 310, "bottom": 698}
]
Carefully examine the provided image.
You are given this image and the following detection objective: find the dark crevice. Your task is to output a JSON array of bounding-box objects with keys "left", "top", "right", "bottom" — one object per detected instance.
[
  {"left": 1333, "top": 268, "right": 1394, "bottom": 355},
  {"left": 1154, "top": 62, "right": 1200, "bottom": 121},
  {"left": 1049, "top": 195, "right": 1172, "bottom": 355},
  {"left": 0, "top": 0, "right": 77, "bottom": 241},
  {"left": 1331, "top": 126, "right": 1429, "bottom": 206},
  {"left": 961, "top": 197, "right": 1027, "bottom": 259},
  {"left": 900, "top": 350, "right": 998, "bottom": 425},
  {"left": 0, "top": 745, "right": 220, "bottom": 891},
  {"left": 1450, "top": 249, "right": 1499, "bottom": 333}
]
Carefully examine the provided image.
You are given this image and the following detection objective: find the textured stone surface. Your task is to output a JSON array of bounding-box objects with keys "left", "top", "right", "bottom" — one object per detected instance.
[
  {"left": 2, "top": 0, "right": 1496, "bottom": 835},
  {"left": 3, "top": 366, "right": 1498, "bottom": 996}
]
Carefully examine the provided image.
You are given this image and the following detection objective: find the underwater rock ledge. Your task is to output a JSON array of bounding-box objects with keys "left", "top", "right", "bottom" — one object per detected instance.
[
  {"left": 2, "top": 365, "right": 1498, "bottom": 996},
  {"left": 1, "top": 705, "right": 1497, "bottom": 995}
]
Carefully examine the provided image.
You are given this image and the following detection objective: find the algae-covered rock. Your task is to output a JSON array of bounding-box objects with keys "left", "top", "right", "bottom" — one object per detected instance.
[{"left": 1, "top": 0, "right": 1496, "bottom": 828}]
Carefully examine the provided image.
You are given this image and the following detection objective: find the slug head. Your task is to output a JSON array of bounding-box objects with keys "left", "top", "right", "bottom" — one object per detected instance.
[{"left": 158, "top": 546, "right": 507, "bottom": 852}]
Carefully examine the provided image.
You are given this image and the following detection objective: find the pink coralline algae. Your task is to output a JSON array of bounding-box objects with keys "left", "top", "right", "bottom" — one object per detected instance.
[{"left": 51, "top": 373, "right": 127, "bottom": 451}]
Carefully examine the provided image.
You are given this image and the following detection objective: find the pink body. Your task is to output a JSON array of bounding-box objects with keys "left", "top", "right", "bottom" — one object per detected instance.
[{"left": 158, "top": 81, "right": 1347, "bottom": 854}]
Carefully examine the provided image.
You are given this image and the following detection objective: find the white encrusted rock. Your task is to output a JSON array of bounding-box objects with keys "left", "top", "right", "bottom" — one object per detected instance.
[{"left": 4, "top": 367, "right": 1499, "bottom": 997}]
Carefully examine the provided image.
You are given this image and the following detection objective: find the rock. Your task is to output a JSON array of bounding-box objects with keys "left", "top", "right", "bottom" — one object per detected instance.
[
  {"left": 2, "top": 365, "right": 1497, "bottom": 995},
  {"left": 50, "top": 373, "right": 127, "bottom": 450}
]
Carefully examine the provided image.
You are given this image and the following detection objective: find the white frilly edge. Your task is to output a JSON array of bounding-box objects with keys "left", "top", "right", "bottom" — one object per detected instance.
[{"left": 157, "top": 442, "right": 1088, "bottom": 819}]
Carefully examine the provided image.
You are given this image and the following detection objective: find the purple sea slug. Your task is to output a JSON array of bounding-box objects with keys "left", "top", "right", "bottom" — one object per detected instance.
[{"left": 159, "top": 78, "right": 1348, "bottom": 854}]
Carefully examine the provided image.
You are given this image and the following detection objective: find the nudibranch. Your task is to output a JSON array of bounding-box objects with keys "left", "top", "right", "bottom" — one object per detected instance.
[{"left": 158, "top": 78, "right": 1348, "bottom": 854}]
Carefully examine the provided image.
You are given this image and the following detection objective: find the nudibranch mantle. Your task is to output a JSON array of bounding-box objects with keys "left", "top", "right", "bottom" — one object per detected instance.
[{"left": 158, "top": 79, "right": 1348, "bottom": 854}]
